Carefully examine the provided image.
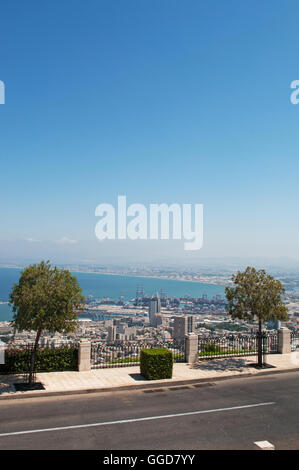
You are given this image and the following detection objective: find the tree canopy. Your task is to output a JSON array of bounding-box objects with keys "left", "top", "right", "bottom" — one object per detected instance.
[
  {"left": 225, "top": 266, "right": 288, "bottom": 324},
  {"left": 10, "top": 260, "right": 85, "bottom": 335}
]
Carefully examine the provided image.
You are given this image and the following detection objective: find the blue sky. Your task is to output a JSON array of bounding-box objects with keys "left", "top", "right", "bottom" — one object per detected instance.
[{"left": 0, "top": 0, "right": 298, "bottom": 265}]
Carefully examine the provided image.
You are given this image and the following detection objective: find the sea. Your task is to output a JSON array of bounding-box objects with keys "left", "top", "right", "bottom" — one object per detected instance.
[{"left": 0, "top": 267, "right": 225, "bottom": 322}]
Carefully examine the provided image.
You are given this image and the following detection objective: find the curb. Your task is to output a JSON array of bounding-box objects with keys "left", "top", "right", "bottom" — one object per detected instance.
[{"left": 1, "top": 366, "right": 299, "bottom": 401}]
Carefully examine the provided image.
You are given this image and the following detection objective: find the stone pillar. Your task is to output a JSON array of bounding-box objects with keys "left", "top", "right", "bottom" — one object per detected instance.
[
  {"left": 278, "top": 328, "right": 291, "bottom": 354},
  {"left": 185, "top": 333, "right": 199, "bottom": 364},
  {"left": 78, "top": 340, "right": 91, "bottom": 371}
]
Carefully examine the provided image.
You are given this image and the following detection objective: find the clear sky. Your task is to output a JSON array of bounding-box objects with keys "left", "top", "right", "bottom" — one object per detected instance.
[{"left": 0, "top": 0, "right": 298, "bottom": 266}]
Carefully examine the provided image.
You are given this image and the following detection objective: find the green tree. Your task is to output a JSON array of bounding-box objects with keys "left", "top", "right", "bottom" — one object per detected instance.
[
  {"left": 9, "top": 260, "right": 85, "bottom": 385},
  {"left": 225, "top": 266, "right": 288, "bottom": 367}
]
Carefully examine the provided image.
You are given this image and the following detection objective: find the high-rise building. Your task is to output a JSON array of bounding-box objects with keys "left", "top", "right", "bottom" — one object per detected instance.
[
  {"left": 173, "top": 316, "right": 186, "bottom": 340},
  {"left": 148, "top": 300, "right": 157, "bottom": 325},
  {"left": 156, "top": 293, "right": 161, "bottom": 313},
  {"left": 107, "top": 325, "right": 116, "bottom": 343},
  {"left": 148, "top": 293, "right": 161, "bottom": 326},
  {"left": 173, "top": 315, "right": 194, "bottom": 340},
  {"left": 187, "top": 315, "right": 195, "bottom": 334},
  {"left": 116, "top": 322, "right": 126, "bottom": 334},
  {"left": 152, "top": 313, "right": 165, "bottom": 328}
]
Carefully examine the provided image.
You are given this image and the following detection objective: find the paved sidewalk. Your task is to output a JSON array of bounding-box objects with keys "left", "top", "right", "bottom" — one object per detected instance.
[{"left": 1, "top": 353, "right": 299, "bottom": 399}]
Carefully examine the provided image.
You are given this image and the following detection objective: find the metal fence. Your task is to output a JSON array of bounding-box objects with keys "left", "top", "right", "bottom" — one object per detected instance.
[
  {"left": 90, "top": 332, "right": 281, "bottom": 368},
  {"left": 198, "top": 332, "right": 279, "bottom": 359},
  {"left": 291, "top": 331, "right": 299, "bottom": 351},
  {"left": 91, "top": 339, "right": 185, "bottom": 369}
]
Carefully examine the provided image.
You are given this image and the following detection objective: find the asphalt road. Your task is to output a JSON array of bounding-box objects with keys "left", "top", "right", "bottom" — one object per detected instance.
[{"left": 0, "top": 372, "right": 299, "bottom": 450}]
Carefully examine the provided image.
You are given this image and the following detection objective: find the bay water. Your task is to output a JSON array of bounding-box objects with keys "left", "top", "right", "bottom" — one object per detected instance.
[{"left": 0, "top": 267, "right": 225, "bottom": 321}]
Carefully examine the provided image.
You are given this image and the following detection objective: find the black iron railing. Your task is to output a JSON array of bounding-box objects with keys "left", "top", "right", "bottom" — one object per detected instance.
[
  {"left": 291, "top": 331, "right": 299, "bottom": 351},
  {"left": 91, "top": 339, "right": 185, "bottom": 369},
  {"left": 197, "top": 332, "right": 279, "bottom": 359}
]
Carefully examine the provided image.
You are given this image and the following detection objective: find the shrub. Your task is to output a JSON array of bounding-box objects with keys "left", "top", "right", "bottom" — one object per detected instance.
[
  {"left": 198, "top": 347, "right": 256, "bottom": 357},
  {"left": 0, "top": 346, "right": 78, "bottom": 374},
  {"left": 201, "top": 342, "right": 218, "bottom": 353},
  {"left": 140, "top": 348, "right": 173, "bottom": 380}
]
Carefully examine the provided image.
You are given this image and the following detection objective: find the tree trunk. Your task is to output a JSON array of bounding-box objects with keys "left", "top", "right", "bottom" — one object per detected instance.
[
  {"left": 257, "top": 319, "right": 263, "bottom": 368},
  {"left": 28, "top": 329, "right": 42, "bottom": 385}
]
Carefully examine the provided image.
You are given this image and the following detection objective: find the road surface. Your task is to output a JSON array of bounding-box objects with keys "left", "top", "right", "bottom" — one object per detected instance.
[{"left": 0, "top": 371, "right": 299, "bottom": 450}]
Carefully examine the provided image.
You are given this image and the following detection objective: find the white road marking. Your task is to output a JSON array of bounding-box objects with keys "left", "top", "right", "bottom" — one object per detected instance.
[
  {"left": 254, "top": 440, "right": 275, "bottom": 450},
  {"left": 0, "top": 401, "right": 275, "bottom": 438}
]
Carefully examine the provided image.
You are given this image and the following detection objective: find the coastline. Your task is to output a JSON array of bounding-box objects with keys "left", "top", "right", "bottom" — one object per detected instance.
[
  {"left": 0, "top": 265, "right": 226, "bottom": 288},
  {"left": 68, "top": 270, "right": 227, "bottom": 288}
]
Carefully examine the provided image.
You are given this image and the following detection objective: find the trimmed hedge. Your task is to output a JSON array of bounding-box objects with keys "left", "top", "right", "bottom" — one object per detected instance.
[
  {"left": 0, "top": 346, "right": 78, "bottom": 374},
  {"left": 140, "top": 348, "right": 173, "bottom": 380}
]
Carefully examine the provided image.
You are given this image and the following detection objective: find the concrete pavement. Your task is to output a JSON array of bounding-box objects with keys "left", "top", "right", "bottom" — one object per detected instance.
[{"left": 1, "top": 353, "right": 299, "bottom": 399}]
